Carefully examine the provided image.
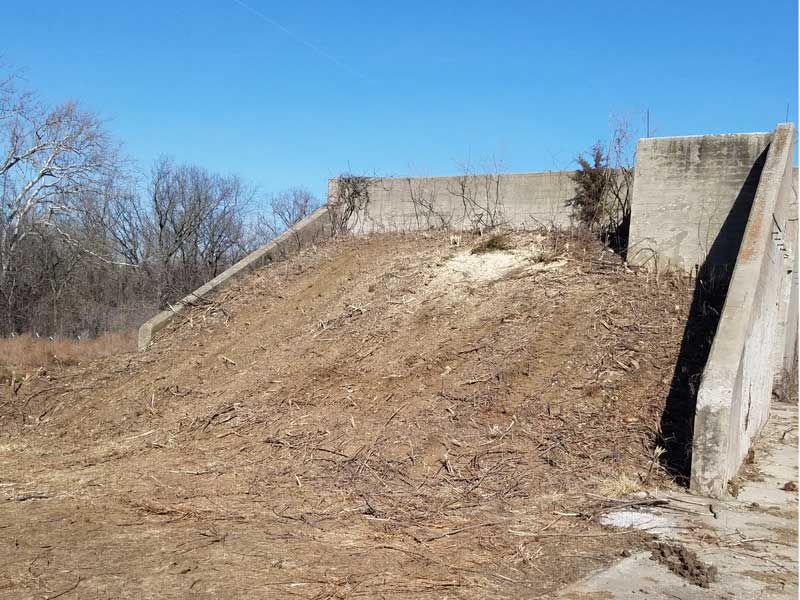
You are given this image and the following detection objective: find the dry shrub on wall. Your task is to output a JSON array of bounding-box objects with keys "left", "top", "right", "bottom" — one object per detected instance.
[
  {"left": 448, "top": 160, "right": 507, "bottom": 232},
  {"left": 406, "top": 177, "right": 453, "bottom": 230},
  {"left": 327, "top": 174, "right": 374, "bottom": 235},
  {"left": 774, "top": 346, "right": 798, "bottom": 403}
]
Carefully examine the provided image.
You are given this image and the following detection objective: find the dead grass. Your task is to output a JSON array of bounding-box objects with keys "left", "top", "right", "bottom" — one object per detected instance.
[
  {"left": 775, "top": 355, "right": 799, "bottom": 404},
  {"left": 597, "top": 472, "right": 644, "bottom": 498},
  {"left": 0, "top": 330, "right": 136, "bottom": 369}
]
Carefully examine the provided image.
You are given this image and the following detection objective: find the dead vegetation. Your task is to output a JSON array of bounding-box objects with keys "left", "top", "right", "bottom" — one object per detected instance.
[
  {"left": 470, "top": 232, "right": 513, "bottom": 254},
  {"left": 0, "top": 330, "right": 136, "bottom": 370},
  {"left": 0, "top": 230, "right": 698, "bottom": 599}
]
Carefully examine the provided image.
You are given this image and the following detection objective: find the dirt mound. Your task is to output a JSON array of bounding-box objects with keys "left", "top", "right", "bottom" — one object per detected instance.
[
  {"left": 650, "top": 541, "right": 718, "bottom": 587},
  {"left": 0, "top": 230, "right": 696, "bottom": 599}
]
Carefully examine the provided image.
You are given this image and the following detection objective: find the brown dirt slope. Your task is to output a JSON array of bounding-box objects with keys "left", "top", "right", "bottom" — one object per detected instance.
[{"left": 0, "top": 231, "right": 696, "bottom": 599}]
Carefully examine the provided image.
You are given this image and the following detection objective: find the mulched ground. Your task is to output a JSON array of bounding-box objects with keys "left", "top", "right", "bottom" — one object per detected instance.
[{"left": 0, "top": 230, "right": 699, "bottom": 599}]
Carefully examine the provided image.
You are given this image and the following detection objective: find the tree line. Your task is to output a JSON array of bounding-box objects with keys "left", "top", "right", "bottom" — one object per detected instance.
[{"left": 0, "top": 72, "right": 318, "bottom": 337}]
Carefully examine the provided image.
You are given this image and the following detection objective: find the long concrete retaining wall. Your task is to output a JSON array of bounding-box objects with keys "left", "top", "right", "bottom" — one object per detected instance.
[
  {"left": 137, "top": 206, "right": 332, "bottom": 349},
  {"left": 328, "top": 170, "right": 579, "bottom": 233},
  {"left": 627, "top": 132, "right": 773, "bottom": 271},
  {"left": 690, "top": 123, "right": 797, "bottom": 497}
]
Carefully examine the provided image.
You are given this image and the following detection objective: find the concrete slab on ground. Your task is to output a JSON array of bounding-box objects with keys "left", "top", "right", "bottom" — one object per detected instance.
[{"left": 557, "top": 401, "right": 798, "bottom": 599}]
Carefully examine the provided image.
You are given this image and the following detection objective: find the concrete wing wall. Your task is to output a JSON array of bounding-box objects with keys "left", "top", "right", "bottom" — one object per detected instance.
[
  {"left": 774, "top": 166, "right": 799, "bottom": 378},
  {"left": 690, "top": 123, "right": 797, "bottom": 498},
  {"left": 628, "top": 132, "right": 773, "bottom": 271},
  {"left": 137, "top": 206, "right": 332, "bottom": 350},
  {"left": 328, "top": 171, "right": 579, "bottom": 233}
]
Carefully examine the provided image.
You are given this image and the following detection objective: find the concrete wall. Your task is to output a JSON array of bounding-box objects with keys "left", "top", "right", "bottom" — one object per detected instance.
[
  {"left": 782, "top": 248, "right": 799, "bottom": 376},
  {"left": 329, "top": 170, "right": 578, "bottom": 233},
  {"left": 137, "top": 206, "right": 332, "bottom": 350},
  {"left": 690, "top": 123, "right": 797, "bottom": 498},
  {"left": 628, "top": 132, "right": 773, "bottom": 271},
  {"left": 773, "top": 167, "right": 799, "bottom": 378}
]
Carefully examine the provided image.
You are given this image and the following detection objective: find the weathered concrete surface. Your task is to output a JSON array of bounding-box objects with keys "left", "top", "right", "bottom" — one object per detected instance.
[
  {"left": 774, "top": 166, "right": 799, "bottom": 379},
  {"left": 690, "top": 123, "right": 796, "bottom": 498},
  {"left": 781, "top": 246, "right": 799, "bottom": 375},
  {"left": 557, "top": 400, "right": 798, "bottom": 599},
  {"left": 628, "top": 131, "right": 773, "bottom": 271},
  {"left": 329, "top": 170, "right": 578, "bottom": 233},
  {"left": 137, "top": 206, "right": 332, "bottom": 349}
]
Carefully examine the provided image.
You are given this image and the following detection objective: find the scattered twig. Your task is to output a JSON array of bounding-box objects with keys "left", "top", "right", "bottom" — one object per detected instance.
[
  {"left": 46, "top": 577, "right": 81, "bottom": 599},
  {"left": 422, "top": 522, "right": 499, "bottom": 543}
]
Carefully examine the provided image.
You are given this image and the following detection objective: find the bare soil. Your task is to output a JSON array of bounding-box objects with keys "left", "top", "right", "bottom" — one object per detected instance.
[
  {"left": 0, "top": 231, "right": 698, "bottom": 599},
  {"left": 649, "top": 541, "right": 718, "bottom": 588}
]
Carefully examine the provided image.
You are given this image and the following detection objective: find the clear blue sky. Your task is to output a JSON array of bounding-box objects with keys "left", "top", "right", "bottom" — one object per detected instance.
[{"left": 2, "top": 0, "right": 797, "bottom": 201}]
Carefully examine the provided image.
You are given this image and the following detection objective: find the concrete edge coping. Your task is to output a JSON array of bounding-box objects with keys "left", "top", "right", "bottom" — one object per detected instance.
[
  {"left": 636, "top": 131, "right": 773, "bottom": 143},
  {"left": 690, "top": 123, "right": 796, "bottom": 497},
  {"left": 328, "top": 169, "right": 579, "bottom": 184},
  {"left": 137, "top": 205, "right": 332, "bottom": 350}
]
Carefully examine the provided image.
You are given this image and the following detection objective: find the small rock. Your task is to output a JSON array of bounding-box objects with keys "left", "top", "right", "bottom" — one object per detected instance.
[{"left": 781, "top": 481, "right": 798, "bottom": 492}]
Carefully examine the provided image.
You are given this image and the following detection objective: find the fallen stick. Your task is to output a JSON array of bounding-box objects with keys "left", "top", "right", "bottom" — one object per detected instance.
[
  {"left": 10, "top": 492, "right": 49, "bottom": 502},
  {"left": 422, "top": 521, "right": 499, "bottom": 542},
  {"left": 46, "top": 577, "right": 81, "bottom": 600}
]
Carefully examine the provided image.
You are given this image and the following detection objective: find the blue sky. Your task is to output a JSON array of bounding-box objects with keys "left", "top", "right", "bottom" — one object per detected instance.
[{"left": 1, "top": 1, "right": 797, "bottom": 201}]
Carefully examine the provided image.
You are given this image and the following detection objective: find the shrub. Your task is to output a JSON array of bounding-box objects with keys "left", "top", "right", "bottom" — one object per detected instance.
[
  {"left": 471, "top": 233, "right": 513, "bottom": 254},
  {"left": 568, "top": 121, "right": 635, "bottom": 255}
]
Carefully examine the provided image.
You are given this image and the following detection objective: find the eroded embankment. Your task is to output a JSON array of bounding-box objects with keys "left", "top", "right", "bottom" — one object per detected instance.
[{"left": 1, "top": 231, "right": 698, "bottom": 599}]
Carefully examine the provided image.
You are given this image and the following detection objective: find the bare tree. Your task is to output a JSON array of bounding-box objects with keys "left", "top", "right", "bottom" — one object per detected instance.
[
  {"left": 0, "top": 97, "right": 121, "bottom": 272},
  {"left": 0, "top": 70, "right": 310, "bottom": 337},
  {"left": 0, "top": 76, "right": 125, "bottom": 331},
  {"left": 139, "top": 158, "right": 254, "bottom": 305},
  {"left": 272, "top": 187, "right": 318, "bottom": 230},
  {"left": 254, "top": 187, "right": 320, "bottom": 248}
]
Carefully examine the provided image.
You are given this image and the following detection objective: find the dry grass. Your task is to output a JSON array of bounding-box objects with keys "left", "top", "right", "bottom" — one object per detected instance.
[
  {"left": 775, "top": 356, "right": 799, "bottom": 403},
  {"left": 597, "top": 472, "right": 644, "bottom": 498},
  {"left": 0, "top": 331, "right": 136, "bottom": 369}
]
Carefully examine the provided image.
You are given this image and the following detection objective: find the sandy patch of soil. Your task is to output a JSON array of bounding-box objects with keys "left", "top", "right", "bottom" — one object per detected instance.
[{"left": 429, "top": 239, "right": 566, "bottom": 290}]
